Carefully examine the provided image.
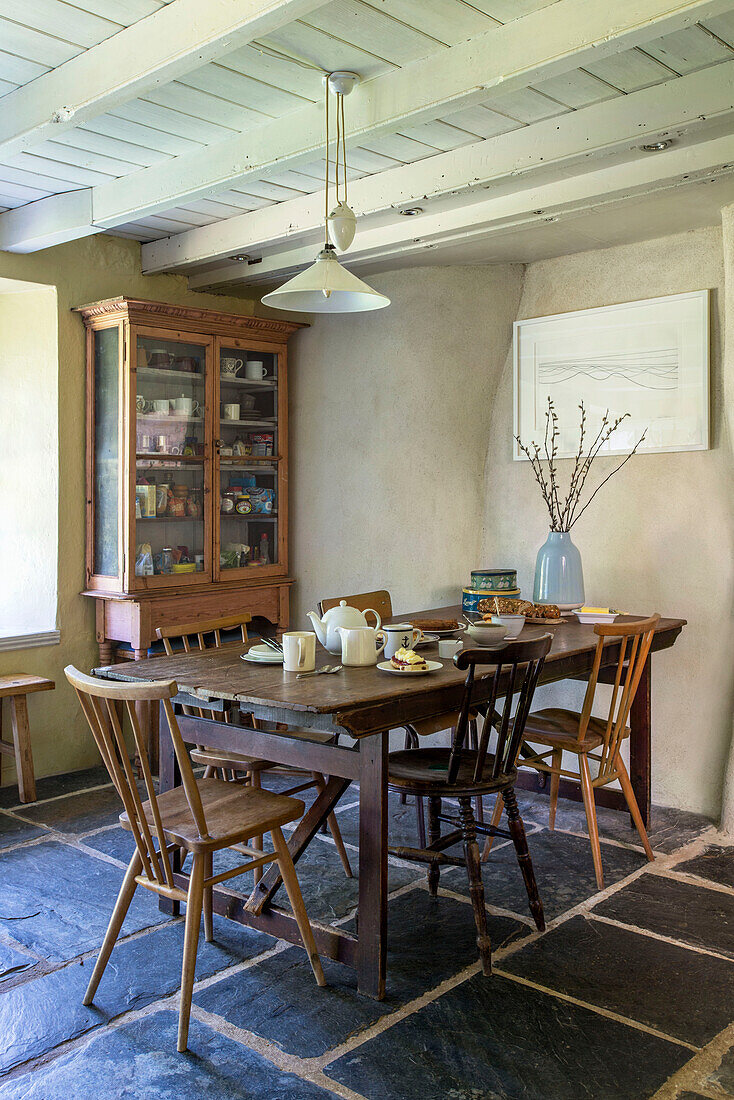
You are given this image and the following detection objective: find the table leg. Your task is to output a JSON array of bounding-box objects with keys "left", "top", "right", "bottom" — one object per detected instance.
[
  {"left": 629, "top": 656, "right": 651, "bottom": 828},
  {"left": 357, "top": 731, "right": 388, "bottom": 1000},
  {"left": 158, "top": 700, "right": 181, "bottom": 915}
]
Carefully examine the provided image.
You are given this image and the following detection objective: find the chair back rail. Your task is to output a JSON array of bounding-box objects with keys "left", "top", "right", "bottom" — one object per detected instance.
[
  {"left": 452, "top": 636, "right": 552, "bottom": 786},
  {"left": 65, "top": 666, "right": 211, "bottom": 883},
  {"left": 578, "top": 614, "right": 660, "bottom": 776},
  {"left": 156, "top": 614, "right": 252, "bottom": 722},
  {"left": 318, "top": 590, "right": 393, "bottom": 627}
]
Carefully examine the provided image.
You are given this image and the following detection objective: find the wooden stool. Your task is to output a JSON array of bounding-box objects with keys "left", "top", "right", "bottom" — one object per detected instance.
[{"left": 0, "top": 675, "right": 55, "bottom": 803}]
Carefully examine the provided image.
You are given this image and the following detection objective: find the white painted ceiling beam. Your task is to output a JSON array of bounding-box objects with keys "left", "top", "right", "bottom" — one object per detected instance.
[
  {"left": 0, "top": 0, "right": 330, "bottom": 161},
  {"left": 2, "top": 0, "right": 731, "bottom": 252},
  {"left": 141, "top": 61, "right": 734, "bottom": 273},
  {"left": 189, "top": 133, "right": 734, "bottom": 288},
  {"left": 0, "top": 190, "right": 97, "bottom": 253}
]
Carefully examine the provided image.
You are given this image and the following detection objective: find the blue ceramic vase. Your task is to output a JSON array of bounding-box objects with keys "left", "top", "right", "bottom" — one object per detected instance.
[{"left": 533, "top": 531, "right": 585, "bottom": 610}]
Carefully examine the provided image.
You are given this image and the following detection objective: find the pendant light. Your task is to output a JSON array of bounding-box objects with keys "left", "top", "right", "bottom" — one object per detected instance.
[{"left": 262, "top": 72, "right": 389, "bottom": 314}]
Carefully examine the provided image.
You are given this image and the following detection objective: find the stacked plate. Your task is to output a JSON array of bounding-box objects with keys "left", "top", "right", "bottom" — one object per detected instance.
[{"left": 241, "top": 643, "right": 282, "bottom": 664}]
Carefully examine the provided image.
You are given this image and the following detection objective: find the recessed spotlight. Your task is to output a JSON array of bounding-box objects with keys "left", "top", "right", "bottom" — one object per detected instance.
[
  {"left": 640, "top": 141, "right": 671, "bottom": 152},
  {"left": 229, "top": 254, "right": 249, "bottom": 262},
  {"left": 399, "top": 207, "right": 424, "bottom": 216}
]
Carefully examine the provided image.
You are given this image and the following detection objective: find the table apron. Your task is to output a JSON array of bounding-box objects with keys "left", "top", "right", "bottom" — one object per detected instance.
[{"left": 176, "top": 713, "right": 361, "bottom": 781}]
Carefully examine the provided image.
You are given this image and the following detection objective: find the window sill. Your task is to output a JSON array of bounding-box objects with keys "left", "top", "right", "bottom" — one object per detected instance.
[{"left": 0, "top": 630, "right": 60, "bottom": 652}]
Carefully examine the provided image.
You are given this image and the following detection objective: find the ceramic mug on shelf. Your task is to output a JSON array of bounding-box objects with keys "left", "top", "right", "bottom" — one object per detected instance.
[
  {"left": 152, "top": 399, "right": 170, "bottom": 416},
  {"left": 136, "top": 394, "right": 148, "bottom": 413},
  {"left": 221, "top": 357, "right": 244, "bottom": 376},
  {"left": 336, "top": 626, "right": 386, "bottom": 667},
  {"left": 282, "top": 631, "right": 316, "bottom": 673},
  {"left": 381, "top": 622, "right": 424, "bottom": 660},
  {"left": 246, "top": 360, "right": 267, "bottom": 380},
  {"left": 222, "top": 403, "right": 240, "bottom": 421},
  {"left": 173, "top": 395, "right": 201, "bottom": 417}
]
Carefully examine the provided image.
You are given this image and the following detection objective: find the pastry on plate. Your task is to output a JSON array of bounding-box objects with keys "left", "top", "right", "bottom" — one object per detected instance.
[
  {"left": 390, "top": 646, "right": 428, "bottom": 671},
  {"left": 533, "top": 603, "right": 561, "bottom": 619}
]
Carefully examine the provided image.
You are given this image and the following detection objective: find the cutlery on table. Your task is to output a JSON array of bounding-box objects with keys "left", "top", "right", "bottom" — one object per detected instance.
[
  {"left": 296, "top": 664, "right": 343, "bottom": 680},
  {"left": 250, "top": 615, "right": 283, "bottom": 652}
]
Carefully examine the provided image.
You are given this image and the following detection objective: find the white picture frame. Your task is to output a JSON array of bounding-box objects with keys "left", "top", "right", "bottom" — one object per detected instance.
[{"left": 513, "top": 290, "right": 710, "bottom": 460}]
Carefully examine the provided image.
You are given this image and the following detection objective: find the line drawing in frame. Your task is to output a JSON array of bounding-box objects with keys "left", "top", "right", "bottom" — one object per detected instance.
[{"left": 514, "top": 290, "right": 709, "bottom": 460}]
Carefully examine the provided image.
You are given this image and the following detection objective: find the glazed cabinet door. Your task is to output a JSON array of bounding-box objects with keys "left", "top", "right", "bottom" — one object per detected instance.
[
  {"left": 129, "top": 328, "right": 214, "bottom": 589},
  {"left": 86, "top": 322, "right": 125, "bottom": 591},
  {"left": 215, "top": 338, "right": 286, "bottom": 580}
]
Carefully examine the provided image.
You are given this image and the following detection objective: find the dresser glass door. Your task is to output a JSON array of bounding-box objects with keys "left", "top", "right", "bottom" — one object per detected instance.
[
  {"left": 133, "top": 333, "right": 210, "bottom": 582},
  {"left": 217, "top": 346, "right": 278, "bottom": 573}
]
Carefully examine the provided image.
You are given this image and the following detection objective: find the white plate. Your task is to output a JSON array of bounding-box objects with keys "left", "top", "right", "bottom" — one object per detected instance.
[
  {"left": 573, "top": 611, "right": 618, "bottom": 624},
  {"left": 414, "top": 632, "right": 440, "bottom": 647},
  {"left": 377, "top": 659, "right": 443, "bottom": 675},
  {"left": 412, "top": 624, "right": 464, "bottom": 638},
  {"left": 241, "top": 647, "right": 283, "bottom": 664}
]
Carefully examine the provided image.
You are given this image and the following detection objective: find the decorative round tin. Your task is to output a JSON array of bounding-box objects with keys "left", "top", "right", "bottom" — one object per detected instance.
[
  {"left": 462, "top": 586, "right": 521, "bottom": 614},
  {"left": 470, "top": 568, "right": 517, "bottom": 591}
]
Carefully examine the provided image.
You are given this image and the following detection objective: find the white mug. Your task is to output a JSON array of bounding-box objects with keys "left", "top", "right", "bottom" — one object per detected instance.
[
  {"left": 152, "top": 399, "right": 170, "bottom": 416},
  {"left": 222, "top": 403, "right": 240, "bottom": 420},
  {"left": 246, "top": 360, "right": 267, "bottom": 380},
  {"left": 382, "top": 622, "right": 424, "bottom": 660},
  {"left": 282, "top": 631, "right": 316, "bottom": 672},
  {"left": 336, "top": 626, "right": 386, "bottom": 667},
  {"left": 221, "top": 358, "right": 243, "bottom": 376},
  {"left": 174, "top": 395, "right": 201, "bottom": 417}
]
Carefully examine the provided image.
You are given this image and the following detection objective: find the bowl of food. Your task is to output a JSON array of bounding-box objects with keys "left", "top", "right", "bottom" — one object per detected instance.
[
  {"left": 466, "top": 619, "right": 507, "bottom": 646},
  {"left": 494, "top": 613, "right": 526, "bottom": 638}
]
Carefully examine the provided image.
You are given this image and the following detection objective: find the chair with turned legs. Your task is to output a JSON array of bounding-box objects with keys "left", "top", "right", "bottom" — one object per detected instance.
[
  {"left": 388, "top": 635, "right": 552, "bottom": 974},
  {"left": 156, "top": 615, "right": 352, "bottom": 881},
  {"left": 65, "top": 666, "right": 326, "bottom": 1053},
  {"left": 484, "top": 614, "right": 659, "bottom": 890}
]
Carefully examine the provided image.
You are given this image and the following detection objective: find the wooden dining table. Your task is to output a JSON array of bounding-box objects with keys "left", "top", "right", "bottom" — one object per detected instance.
[{"left": 94, "top": 604, "right": 685, "bottom": 1000}]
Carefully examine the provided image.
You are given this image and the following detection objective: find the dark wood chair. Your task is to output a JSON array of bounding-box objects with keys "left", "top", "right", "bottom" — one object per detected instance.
[
  {"left": 492, "top": 614, "right": 659, "bottom": 889},
  {"left": 65, "top": 666, "right": 325, "bottom": 1053},
  {"left": 318, "top": 590, "right": 479, "bottom": 843},
  {"left": 388, "top": 635, "right": 552, "bottom": 975},
  {"left": 156, "top": 615, "right": 352, "bottom": 881}
]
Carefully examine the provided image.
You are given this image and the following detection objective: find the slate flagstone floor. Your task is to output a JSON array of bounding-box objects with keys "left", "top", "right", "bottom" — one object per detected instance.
[{"left": 1, "top": 767, "right": 733, "bottom": 1100}]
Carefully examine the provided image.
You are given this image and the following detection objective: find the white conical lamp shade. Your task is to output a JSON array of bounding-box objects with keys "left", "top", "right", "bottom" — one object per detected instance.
[{"left": 261, "top": 247, "right": 389, "bottom": 313}]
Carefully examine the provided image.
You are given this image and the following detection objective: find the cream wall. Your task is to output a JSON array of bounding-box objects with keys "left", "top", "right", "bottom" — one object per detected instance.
[
  {"left": 288, "top": 264, "right": 524, "bottom": 629},
  {"left": 481, "top": 225, "right": 733, "bottom": 818},
  {"left": 0, "top": 234, "right": 259, "bottom": 787}
]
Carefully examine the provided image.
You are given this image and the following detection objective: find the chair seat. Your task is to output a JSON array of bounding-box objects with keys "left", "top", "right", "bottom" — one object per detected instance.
[
  {"left": 388, "top": 747, "right": 511, "bottom": 797},
  {"left": 120, "top": 777, "right": 304, "bottom": 852},
  {"left": 523, "top": 708, "right": 627, "bottom": 751}
]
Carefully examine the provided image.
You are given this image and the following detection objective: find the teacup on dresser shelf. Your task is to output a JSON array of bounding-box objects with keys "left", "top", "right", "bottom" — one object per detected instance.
[{"left": 221, "top": 358, "right": 244, "bottom": 377}]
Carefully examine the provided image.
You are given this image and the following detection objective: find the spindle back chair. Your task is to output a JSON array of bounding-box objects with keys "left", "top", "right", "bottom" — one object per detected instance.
[
  {"left": 65, "top": 665, "right": 325, "bottom": 1053},
  {"left": 507, "top": 614, "right": 660, "bottom": 889},
  {"left": 388, "top": 635, "right": 552, "bottom": 974}
]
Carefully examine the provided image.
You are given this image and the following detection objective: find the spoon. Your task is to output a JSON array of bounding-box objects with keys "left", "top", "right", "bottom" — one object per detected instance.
[{"left": 296, "top": 664, "right": 343, "bottom": 680}]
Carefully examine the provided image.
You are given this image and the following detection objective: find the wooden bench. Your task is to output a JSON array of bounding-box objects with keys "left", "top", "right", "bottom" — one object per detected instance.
[{"left": 0, "top": 675, "right": 55, "bottom": 803}]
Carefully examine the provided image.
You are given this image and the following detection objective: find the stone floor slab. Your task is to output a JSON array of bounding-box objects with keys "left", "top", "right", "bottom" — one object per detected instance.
[
  {"left": 0, "top": 841, "right": 167, "bottom": 962},
  {"left": 673, "top": 844, "right": 734, "bottom": 889},
  {"left": 326, "top": 970, "right": 690, "bottom": 1100},
  {"left": 12, "top": 787, "right": 124, "bottom": 835},
  {"left": 0, "top": 1011, "right": 340, "bottom": 1100},
  {"left": 0, "top": 940, "right": 36, "bottom": 985},
  {"left": 0, "top": 767, "right": 108, "bottom": 810},
  {"left": 0, "top": 811, "right": 46, "bottom": 851},
  {"left": 81, "top": 825, "right": 136, "bottom": 864},
  {"left": 0, "top": 915, "right": 271, "bottom": 1073},
  {"left": 446, "top": 826, "right": 645, "bottom": 920},
  {"left": 593, "top": 873, "right": 734, "bottom": 959},
  {"left": 195, "top": 890, "right": 526, "bottom": 1058},
  {"left": 500, "top": 914, "right": 734, "bottom": 1046}
]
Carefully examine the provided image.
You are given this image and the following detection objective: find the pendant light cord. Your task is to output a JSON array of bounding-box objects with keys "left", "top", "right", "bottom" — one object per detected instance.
[{"left": 324, "top": 77, "right": 330, "bottom": 249}]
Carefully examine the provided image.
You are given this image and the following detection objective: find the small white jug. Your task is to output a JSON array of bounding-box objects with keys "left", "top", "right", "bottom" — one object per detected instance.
[{"left": 336, "top": 626, "right": 386, "bottom": 667}]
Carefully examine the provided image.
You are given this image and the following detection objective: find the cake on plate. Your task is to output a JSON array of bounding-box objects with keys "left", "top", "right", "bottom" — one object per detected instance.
[{"left": 390, "top": 646, "right": 428, "bottom": 671}]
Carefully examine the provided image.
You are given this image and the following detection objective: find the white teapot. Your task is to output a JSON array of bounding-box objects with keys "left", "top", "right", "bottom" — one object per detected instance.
[{"left": 307, "top": 600, "right": 382, "bottom": 654}]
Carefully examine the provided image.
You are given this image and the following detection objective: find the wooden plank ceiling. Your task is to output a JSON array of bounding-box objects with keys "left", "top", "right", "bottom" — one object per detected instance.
[{"left": 1, "top": 0, "right": 734, "bottom": 276}]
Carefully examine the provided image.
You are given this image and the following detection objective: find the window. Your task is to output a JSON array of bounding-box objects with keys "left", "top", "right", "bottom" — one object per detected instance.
[{"left": 0, "top": 278, "right": 59, "bottom": 648}]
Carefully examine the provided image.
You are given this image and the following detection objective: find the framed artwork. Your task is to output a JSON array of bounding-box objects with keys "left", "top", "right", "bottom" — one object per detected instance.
[{"left": 513, "top": 290, "right": 710, "bottom": 459}]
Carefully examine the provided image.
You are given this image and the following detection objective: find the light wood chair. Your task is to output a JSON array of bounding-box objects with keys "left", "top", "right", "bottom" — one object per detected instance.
[
  {"left": 485, "top": 614, "right": 659, "bottom": 889},
  {"left": 388, "top": 636, "right": 552, "bottom": 974},
  {"left": 0, "top": 674, "right": 55, "bottom": 803},
  {"left": 318, "top": 591, "right": 480, "bottom": 843},
  {"left": 156, "top": 616, "right": 352, "bottom": 881},
  {"left": 65, "top": 665, "right": 325, "bottom": 1053}
]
